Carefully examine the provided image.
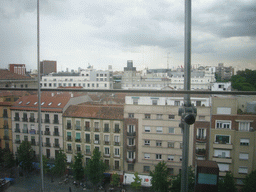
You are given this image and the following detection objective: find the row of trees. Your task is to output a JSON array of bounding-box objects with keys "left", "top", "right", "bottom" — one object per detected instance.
[{"left": 230, "top": 69, "right": 256, "bottom": 91}]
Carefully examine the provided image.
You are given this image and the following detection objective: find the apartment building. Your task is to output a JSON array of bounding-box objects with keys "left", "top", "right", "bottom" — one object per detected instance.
[
  {"left": 209, "top": 96, "right": 256, "bottom": 185},
  {"left": 0, "top": 91, "right": 28, "bottom": 151},
  {"left": 11, "top": 92, "right": 91, "bottom": 160},
  {"left": 124, "top": 95, "right": 211, "bottom": 176},
  {"left": 63, "top": 104, "right": 124, "bottom": 174}
]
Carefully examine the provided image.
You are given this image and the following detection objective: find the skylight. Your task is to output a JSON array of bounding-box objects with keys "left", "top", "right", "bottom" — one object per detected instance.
[
  {"left": 18, "top": 101, "right": 22, "bottom": 104},
  {"left": 48, "top": 102, "right": 52, "bottom": 106},
  {"left": 57, "top": 103, "right": 61, "bottom": 106},
  {"left": 26, "top": 101, "right": 30, "bottom": 105},
  {"left": 34, "top": 102, "right": 38, "bottom": 105},
  {"left": 41, "top": 102, "right": 45, "bottom": 105}
]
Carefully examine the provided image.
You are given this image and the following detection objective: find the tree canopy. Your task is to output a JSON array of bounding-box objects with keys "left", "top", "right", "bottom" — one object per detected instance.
[
  {"left": 150, "top": 161, "right": 170, "bottom": 192},
  {"left": 84, "top": 148, "right": 106, "bottom": 187},
  {"left": 73, "top": 153, "right": 84, "bottom": 181},
  {"left": 52, "top": 150, "right": 67, "bottom": 177},
  {"left": 242, "top": 170, "right": 256, "bottom": 192},
  {"left": 218, "top": 172, "right": 237, "bottom": 192},
  {"left": 231, "top": 69, "right": 256, "bottom": 91},
  {"left": 131, "top": 172, "right": 142, "bottom": 190},
  {"left": 17, "top": 141, "right": 34, "bottom": 172}
]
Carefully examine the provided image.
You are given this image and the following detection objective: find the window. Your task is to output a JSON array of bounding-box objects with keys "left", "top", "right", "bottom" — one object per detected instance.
[
  {"left": 180, "top": 156, "right": 182, "bottom": 161},
  {"left": 168, "top": 142, "right": 174, "bottom": 148},
  {"left": 144, "top": 166, "right": 150, "bottom": 173},
  {"left": 145, "top": 126, "right": 151, "bottom": 132},
  {"left": 180, "top": 143, "right": 183, "bottom": 149},
  {"left": 196, "top": 101, "right": 201, "bottom": 106},
  {"left": 156, "top": 141, "right": 162, "bottom": 147},
  {"left": 240, "top": 139, "right": 249, "bottom": 146},
  {"left": 76, "top": 144, "right": 81, "bottom": 152},
  {"left": 145, "top": 114, "right": 151, "bottom": 119},
  {"left": 114, "top": 136, "right": 120, "bottom": 145},
  {"left": 198, "top": 116, "right": 205, "bottom": 121},
  {"left": 104, "top": 147, "right": 110, "bottom": 155},
  {"left": 85, "top": 145, "right": 90, "bottom": 154},
  {"left": 156, "top": 114, "right": 163, "bottom": 119},
  {"left": 114, "top": 124, "right": 120, "bottom": 133},
  {"left": 239, "top": 122, "right": 250, "bottom": 131},
  {"left": 128, "top": 113, "right": 134, "bottom": 118},
  {"left": 128, "top": 151, "right": 134, "bottom": 159},
  {"left": 169, "top": 115, "right": 175, "bottom": 119},
  {"left": 214, "top": 150, "right": 230, "bottom": 158},
  {"left": 239, "top": 153, "right": 249, "bottom": 160},
  {"left": 169, "top": 127, "right": 175, "bottom": 134},
  {"left": 144, "top": 140, "right": 150, "bottom": 146},
  {"left": 156, "top": 127, "right": 163, "bottom": 133},
  {"left": 104, "top": 123, "right": 109, "bottom": 132},
  {"left": 85, "top": 133, "right": 90, "bottom": 143},
  {"left": 128, "top": 138, "right": 134, "bottom": 146},
  {"left": 197, "top": 128, "right": 206, "bottom": 139},
  {"left": 133, "top": 99, "right": 138, "bottom": 105},
  {"left": 114, "top": 148, "right": 120, "bottom": 156},
  {"left": 128, "top": 125, "right": 135, "bottom": 133},
  {"left": 67, "top": 144, "right": 72, "bottom": 151},
  {"left": 215, "top": 135, "right": 230, "bottom": 144},
  {"left": 128, "top": 164, "right": 134, "bottom": 171},
  {"left": 218, "top": 164, "right": 229, "bottom": 172},
  {"left": 156, "top": 154, "right": 162, "bottom": 160},
  {"left": 168, "top": 155, "right": 174, "bottom": 161},
  {"left": 216, "top": 120, "right": 231, "bottom": 129},
  {"left": 67, "top": 120, "right": 71, "bottom": 129},
  {"left": 174, "top": 101, "right": 180, "bottom": 106},
  {"left": 104, "top": 135, "right": 110, "bottom": 144},
  {"left": 152, "top": 100, "right": 158, "bottom": 105},
  {"left": 95, "top": 122, "right": 99, "bottom": 128},
  {"left": 144, "top": 153, "right": 150, "bottom": 159},
  {"left": 168, "top": 168, "right": 174, "bottom": 175},
  {"left": 75, "top": 120, "right": 81, "bottom": 130},
  {"left": 238, "top": 167, "right": 248, "bottom": 174},
  {"left": 94, "top": 134, "right": 100, "bottom": 144},
  {"left": 75, "top": 132, "right": 81, "bottom": 142}
]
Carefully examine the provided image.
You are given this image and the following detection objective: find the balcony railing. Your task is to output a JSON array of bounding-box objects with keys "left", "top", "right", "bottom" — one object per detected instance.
[
  {"left": 114, "top": 142, "right": 120, "bottom": 146},
  {"left": 85, "top": 151, "right": 91, "bottom": 156},
  {"left": 126, "top": 158, "right": 136, "bottom": 163},
  {"left": 67, "top": 137, "right": 72, "bottom": 141},
  {"left": 44, "top": 119, "right": 50, "bottom": 124},
  {"left": 104, "top": 128, "right": 109, "bottom": 132},
  {"left": 75, "top": 138, "right": 81, "bottom": 142},
  {"left": 127, "top": 145, "right": 136, "bottom": 150},
  {"left": 37, "top": 130, "right": 43, "bottom": 135},
  {"left": 85, "top": 139, "right": 91, "bottom": 144},
  {"left": 94, "top": 128, "right": 100, "bottom": 132},
  {"left": 84, "top": 127, "right": 90, "bottom": 131},
  {"left": 44, "top": 131, "right": 51, "bottom": 135},
  {"left": 53, "top": 143, "right": 60, "bottom": 148},
  {"left": 44, "top": 142, "right": 51, "bottom": 147},
  {"left": 66, "top": 149, "right": 73, "bottom": 154},
  {"left": 196, "top": 135, "right": 207, "bottom": 142},
  {"left": 29, "top": 118, "right": 35, "bottom": 122},
  {"left": 127, "top": 132, "right": 136, "bottom": 136},
  {"left": 3, "top": 114, "right": 8, "bottom": 118},
  {"left": 22, "top": 117, "right": 28, "bottom": 122},
  {"left": 75, "top": 150, "right": 82, "bottom": 154},
  {"left": 75, "top": 126, "right": 81, "bottom": 130},
  {"left": 114, "top": 166, "right": 121, "bottom": 171},
  {"left": 53, "top": 120, "right": 59, "bottom": 124},
  {"left": 15, "top": 139, "right": 21, "bottom": 144},
  {"left": 94, "top": 140, "right": 100, "bottom": 144},
  {"left": 4, "top": 125, "right": 8, "bottom": 129},
  {"left": 53, "top": 132, "right": 60, "bottom": 136},
  {"left": 104, "top": 141, "right": 110, "bottom": 145},
  {"left": 67, "top": 125, "right": 72, "bottom": 129},
  {"left": 15, "top": 128, "right": 20, "bottom": 133},
  {"left": 31, "top": 141, "right": 37, "bottom": 146},
  {"left": 22, "top": 129, "right": 28, "bottom": 134},
  {"left": 195, "top": 149, "right": 206, "bottom": 155},
  {"left": 3, "top": 136, "right": 9, "bottom": 140},
  {"left": 104, "top": 153, "right": 111, "bottom": 157},
  {"left": 14, "top": 117, "right": 20, "bottom": 121},
  {"left": 114, "top": 129, "right": 120, "bottom": 133}
]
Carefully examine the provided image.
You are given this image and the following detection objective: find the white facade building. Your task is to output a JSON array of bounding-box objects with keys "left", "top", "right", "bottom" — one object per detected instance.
[{"left": 41, "top": 66, "right": 113, "bottom": 90}]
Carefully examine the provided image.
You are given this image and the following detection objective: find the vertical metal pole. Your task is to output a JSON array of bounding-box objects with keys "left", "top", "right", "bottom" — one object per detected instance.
[
  {"left": 181, "top": 1, "right": 191, "bottom": 192},
  {"left": 37, "top": 0, "right": 44, "bottom": 191}
]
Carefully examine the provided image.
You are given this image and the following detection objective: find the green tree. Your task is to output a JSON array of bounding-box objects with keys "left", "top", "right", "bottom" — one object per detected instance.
[
  {"left": 3, "top": 149, "right": 15, "bottom": 169},
  {"left": 131, "top": 172, "right": 142, "bottom": 190},
  {"left": 171, "top": 166, "right": 195, "bottom": 192},
  {"left": 218, "top": 172, "right": 237, "bottom": 192},
  {"left": 73, "top": 153, "right": 84, "bottom": 181},
  {"left": 111, "top": 173, "right": 120, "bottom": 188},
  {"left": 52, "top": 150, "right": 67, "bottom": 177},
  {"left": 42, "top": 155, "right": 50, "bottom": 174},
  {"left": 150, "top": 161, "right": 170, "bottom": 192},
  {"left": 231, "top": 69, "right": 256, "bottom": 91},
  {"left": 17, "top": 141, "right": 34, "bottom": 172},
  {"left": 85, "top": 148, "right": 106, "bottom": 189},
  {"left": 242, "top": 170, "right": 256, "bottom": 192}
]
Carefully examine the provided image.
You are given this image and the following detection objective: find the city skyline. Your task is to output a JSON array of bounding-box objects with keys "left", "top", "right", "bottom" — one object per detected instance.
[{"left": 1, "top": 0, "right": 256, "bottom": 72}]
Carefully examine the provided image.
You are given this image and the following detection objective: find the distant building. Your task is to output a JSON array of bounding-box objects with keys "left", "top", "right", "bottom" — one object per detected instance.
[
  {"left": 41, "top": 65, "right": 113, "bottom": 90},
  {"left": 9, "top": 64, "right": 26, "bottom": 76},
  {"left": 211, "top": 82, "right": 232, "bottom": 91},
  {"left": 215, "top": 63, "right": 234, "bottom": 81},
  {"left": 0, "top": 69, "right": 37, "bottom": 88},
  {"left": 40, "top": 60, "right": 57, "bottom": 75}
]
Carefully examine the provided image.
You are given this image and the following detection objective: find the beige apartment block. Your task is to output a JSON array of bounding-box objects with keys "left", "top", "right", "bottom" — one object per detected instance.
[
  {"left": 63, "top": 104, "right": 124, "bottom": 174},
  {"left": 124, "top": 95, "right": 211, "bottom": 176},
  {"left": 209, "top": 96, "right": 256, "bottom": 186}
]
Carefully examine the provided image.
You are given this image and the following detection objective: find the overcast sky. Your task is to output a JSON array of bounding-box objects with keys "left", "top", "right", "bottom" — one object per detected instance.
[{"left": 0, "top": 0, "right": 255, "bottom": 72}]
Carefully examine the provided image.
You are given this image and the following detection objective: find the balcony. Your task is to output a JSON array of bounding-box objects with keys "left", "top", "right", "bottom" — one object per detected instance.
[
  {"left": 75, "top": 126, "right": 81, "bottom": 130},
  {"left": 37, "top": 130, "right": 43, "bottom": 135},
  {"left": 94, "top": 128, "right": 100, "bottom": 132},
  {"left": 31, "top": 141, "right": 37, "bottom": 146},
  {"left": 104, "top": 141, "right": 110, "bottom": 145},
  {"left": 126, "top": 158, "right": 136, "bottom": 163},
  {"left": 104, "top": 153, "right": 111, "bottom": 157},
  {"left": 85, "top": 151, "right": 91, "bottom": 156},
  {"left": 4, "top": 125, "right": 8, "bottom": 129},
  {"left": 53, "top": 143, "right": 60, "bottom": 148},
  {"left": 3, "top": 136, "right": 9, "bottom": 140},
  {"left": 94, "top": 140, "right": 100, "bottom": 144},
  {"left": 196, "top": 136, "right": 207, "bottom": 142},
  {"left": 3, "top": 114, "right": 8, "bottom": 118},
  {"left": 66, "top": 149, "right": 73, "bottom": 154},
  {"left": 53, "top": 120, "right": 59, "bottom": 124},
  {"left": 114, "top": 129, "right": 120, "bottom": 133},
  {"left": 44, "top": 142, "right": 51, "bottom": 147},
  {"left": 114, "top": 154, "right": 120, "bottom": 158},
  {"left": 14, "top": 117, "right": 20, "bottom": 121},
  {"left": 75, "top": 138, "right": 81, "bottom": 142},
  {"left": 114, "top": 142, "right": 120, "bottom": 146},
  {"left": 195, "top": 149, "right": 206, "bottom": 156},
  {"left": 44, "top": 131, "right": 51, "bottom": 135},
  {"left": 44, "top": 119, "right": 50, "bottom": 124},
  {"left": 29, "top": 118, "right": 35, "bottom": 122},
  {"left": 53, "top": 132, "right": 59, "bottom": 136},
  {"left": 127, "top": 145, "right": 136, "bottom": 150},
  {"left": 104, "top": 128, "right": 109, "bottom": 133},
  {"left": 213, "top": 142, "right": 233, "bottom": 149},
  {"left": 67, "top": 137, "right": 72, "bottom": 141},
  {"left": 75, "top": 150, "right": 82, "bottom": 154},
  {"left": 22, "top": 129, "right": 28, "bottom": 134},
  {"left": 127, "top": 132, "right": 136, "bottom": 136},
  {"left": 15, "top": 128, "right": 20, "bottom": 133},
  {"left": 67, "top": 125, "right": 72, "bottom": 130},
  {"left": 29, "top": 129, "right": 36, "bottom": 134},
  {"left": 22, "top": 117, "right": 28, "bottom": 122},
  {"left": 15, "top": 139, "right": 21, "bottom": 144},
  {"left": 114, "top": 166, "right": 121, "bottom": 171},
  {"left": 212, "top": 156, "right": 232, "bottom": 164},
  {"left": 85, "top": 139, "right": 91, "bottom": 144},
  {"left": 84, "top": 127, "right": 90, "bottom": 131}
]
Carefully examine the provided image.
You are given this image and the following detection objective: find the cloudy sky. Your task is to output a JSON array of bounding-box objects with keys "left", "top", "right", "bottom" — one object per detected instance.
[{"left": 0, "top": 0, "right": 255, "bottom": 72}]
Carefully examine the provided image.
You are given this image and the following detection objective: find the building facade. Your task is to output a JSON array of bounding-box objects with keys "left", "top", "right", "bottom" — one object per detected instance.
[
  {"left": 9, "top": 64, "right": 26, "bottom": 76},
  {"left": 63, "top": 104, "right": 124, "bottom": 174},
  {"left": 40, "top": 60, "right": 57, "bottom": 75}
]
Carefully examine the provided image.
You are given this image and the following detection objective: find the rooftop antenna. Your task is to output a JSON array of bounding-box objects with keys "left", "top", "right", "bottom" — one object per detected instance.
[{"left": 164, "top": 52, "right": 171, "bottom": 70}]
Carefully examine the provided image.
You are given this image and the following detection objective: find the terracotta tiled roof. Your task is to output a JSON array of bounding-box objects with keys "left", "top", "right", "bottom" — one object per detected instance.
[
  {"left": 0, "top": 90, "right": 29, "bottom": 97},
  {"left": 11, "top": 92, "right": 73, "bottom": 112},
  {"left": 63, "top": 104, "right": 124, "bottom": 120},
  {"left": 0, "top": 69, "right": 32, "bottom": 80}
]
